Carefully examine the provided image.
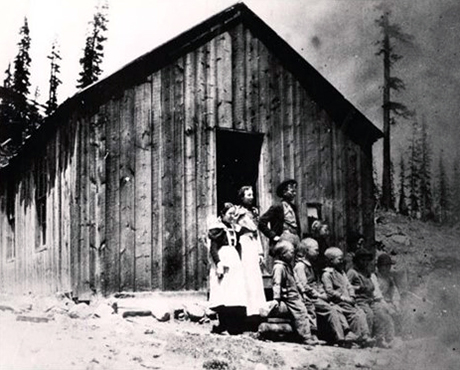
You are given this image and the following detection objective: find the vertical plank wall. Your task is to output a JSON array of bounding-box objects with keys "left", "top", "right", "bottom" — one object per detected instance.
[
  {"left": 0, "top": 114, "right": 77, "bottom": 295},
  {"left": 0, "top": 22, "right": 376, "bottom": 295},
  {"left": 229, "top": 26, "right": 373, "bottom": 247}
]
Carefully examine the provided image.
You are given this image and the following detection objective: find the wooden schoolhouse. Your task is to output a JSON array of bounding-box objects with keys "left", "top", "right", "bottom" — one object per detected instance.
[{"left": 0, "top": 3, "right": 382, "bottom": 298}]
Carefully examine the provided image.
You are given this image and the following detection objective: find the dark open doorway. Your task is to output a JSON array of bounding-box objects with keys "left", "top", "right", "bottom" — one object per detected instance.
[{"left": 216, "top": 129, "right": 264, "bottom": 211}]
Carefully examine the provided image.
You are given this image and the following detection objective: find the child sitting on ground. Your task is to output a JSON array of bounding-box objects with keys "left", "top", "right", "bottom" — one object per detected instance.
[
  {"left": 375, "top": 253, "right": 401, "bottom": 334},
  {"left": 294, "top": 238, "right": 356, "bottom": 346},
  {"left": 347, "top": 249, "right": 395, "bottom": 348},
  {"left": 321, "top": 247, "right": 374, "bottom": 348},
  {"left": 271, "top": 240, "right": 317, "bottom": 346}
]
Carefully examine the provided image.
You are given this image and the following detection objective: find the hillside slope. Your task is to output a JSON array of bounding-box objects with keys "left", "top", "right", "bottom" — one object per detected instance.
[{"left": 374, "top": 211, "right": 460, "bottom": 370}]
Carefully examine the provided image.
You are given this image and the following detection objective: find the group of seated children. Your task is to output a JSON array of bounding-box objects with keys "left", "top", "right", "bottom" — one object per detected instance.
[{"left": 269, "top": 236, "right": 400, "bottom": 349}]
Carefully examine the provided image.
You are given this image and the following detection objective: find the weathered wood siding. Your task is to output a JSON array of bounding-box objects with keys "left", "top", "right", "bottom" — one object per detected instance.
[
  {"left": 0, "top": 23, "right": 375, "bottom": 295},
  {"left": 0, "top": 117, "right": 77, "bottom": 295}
]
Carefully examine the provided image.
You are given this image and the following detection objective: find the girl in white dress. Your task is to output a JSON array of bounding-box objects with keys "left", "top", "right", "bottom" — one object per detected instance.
[
  {"left": 235, "top": 186, "right": 266, "bottom": 317},
  {"left": 208, "top": 203, "right": 247, "bottom": 334}
]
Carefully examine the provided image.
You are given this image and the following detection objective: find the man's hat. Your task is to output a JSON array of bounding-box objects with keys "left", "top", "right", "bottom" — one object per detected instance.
[
  {"left": 377, "top": 253, "right": 395, "bottom": 266},
  {"left": 276, "top": 179, "right": 297, "bottom": 198}
]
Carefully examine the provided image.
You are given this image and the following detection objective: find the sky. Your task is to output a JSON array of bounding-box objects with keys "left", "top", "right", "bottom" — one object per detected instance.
[{"left": 1, "top": 0, "right": 460, "bottom": 174}]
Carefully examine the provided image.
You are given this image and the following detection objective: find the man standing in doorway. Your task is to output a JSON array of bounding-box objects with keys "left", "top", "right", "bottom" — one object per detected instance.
[{"left": 259, "top": 179, "right": 302, "bottom": 256}]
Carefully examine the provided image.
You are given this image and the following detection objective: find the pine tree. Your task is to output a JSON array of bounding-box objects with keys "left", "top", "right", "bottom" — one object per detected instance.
[
  {"left": 76, "top": 2, "right": 109, "bottom": 89},
  {"left": 46, "top": 40, "right": 62, "bottom": 115},
  {"left": 419, "top": 116, "right": 434, "bottom": 220},
  {"left": 0, "top": 64, "right": 14, "bottom": 131},
  {"left": 9, "top": 17, "right": 33, "bottom": 147},
  {"left": 390, "top": 160, "right": 396, "bottom": 209},
  {"left": 408, "top": 120, "right": 421, "bottom": 218},
  {"left": 437, "top": 152, "right": 450, "bottom": 224},
  {"left": 375, "top": 3, "right": 414, "bottom": 210},
  {"left": 452, "top": 156, "right": 460, "bottom": 225},
  {"left": 13, "top": 18, "right": 31, "bottom": 98},
  {"left": 1, "top": 18, "right": 42, "bottom": 163},
  {"left": 398, "top": 154, "right": 409, "bottom": 215}
]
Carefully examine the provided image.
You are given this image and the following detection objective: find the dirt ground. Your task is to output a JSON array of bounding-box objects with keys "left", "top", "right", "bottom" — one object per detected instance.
[{"left": 1, "top": 211, "right": 460, "bottom": 370}]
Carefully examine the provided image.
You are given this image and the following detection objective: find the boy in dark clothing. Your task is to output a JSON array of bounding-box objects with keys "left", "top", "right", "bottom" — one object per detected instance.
[
  {"left": 271, "top": 240, "right": 316, "bottom": 346},
  {"left": 294, "top": 238, "right": 355, "bottom": 346},
  {"left": 259, "top": 179, "right": 301, "bottom": 256},
  {"left": 321, "top": 247, "right": 374, "bottom": 348}
]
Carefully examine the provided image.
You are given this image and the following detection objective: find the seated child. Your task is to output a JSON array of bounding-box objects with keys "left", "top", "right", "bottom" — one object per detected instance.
[
  {"left": 294, "top": 238, "right": 356, "bottom": 346},
  {"left": 375, "top": 253, "right": 401, "bottom": 332},
  {"left": 271, "top": 240, "right": 317, "bottom": 346},
  {"left": 321, "top": 247, "right": 374, "bottom": 347},
  {"left": 347, "top": 249, "right": 395, "bottom": 348}
]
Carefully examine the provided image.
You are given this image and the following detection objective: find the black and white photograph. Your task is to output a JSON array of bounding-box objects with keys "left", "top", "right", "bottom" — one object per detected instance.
[{"left": 0, "top": 0, "right": 459, "bottom": 369}]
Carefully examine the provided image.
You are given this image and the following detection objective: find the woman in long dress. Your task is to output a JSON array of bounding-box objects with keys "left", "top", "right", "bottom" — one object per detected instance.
[
  {"left": 235, "top": 186, "right": 266, "bottom": 318},
  {"left": 208, "top": 203, "right": 247, "bottom": 334}
]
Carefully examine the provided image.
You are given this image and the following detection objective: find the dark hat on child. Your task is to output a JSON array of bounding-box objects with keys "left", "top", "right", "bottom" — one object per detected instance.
[
  {"left": 276, "top": 179, "right": 297, "bottom": 198},
  {"left": 377, "top": 253, "right": 395, "bottom": 266},
  {"left": 353, "top": 248, "right": 374, "bottom": 262}
]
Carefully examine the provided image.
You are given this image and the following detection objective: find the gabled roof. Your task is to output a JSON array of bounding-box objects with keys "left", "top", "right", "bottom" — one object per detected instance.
[{"left": 3, "top": 2, "right": 382, "bottom": 170}]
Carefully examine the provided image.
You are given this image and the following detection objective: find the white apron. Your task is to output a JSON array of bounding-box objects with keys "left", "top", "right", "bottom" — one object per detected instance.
[{"left": 208, "top": 228, "right": 247, "bottom": 310}]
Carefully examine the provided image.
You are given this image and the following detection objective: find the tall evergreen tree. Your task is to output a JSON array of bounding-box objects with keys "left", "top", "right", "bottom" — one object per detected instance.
[
  {"left": 46, "top": 40, "right": 62, "bottom": 115},
  {"left": 0, "top": 64, "right": 14, "bottom": 132},
  {"left": 9, "top": 17, "right": 33, "bottom": 147},
  {"left": 452, "top": 156, "right": 460, "bottom": 225},
  {"left": 419, "top": 116, "right": 434, "bottom": 220},
  {"left": 408, "top": 120, "right": 421, "bottom": 218},
  {"left": 375, "top": 3, "right": 414, "bottom": 210},
  {"left": 13, "top": 18, "right": 31, "bottom": 98},
  {"left": 436, "top": 152, "right": 450, "bottom": 224},
  {"left": 398, "top": 154, "right": 409, "bottom": 215},
  {"left": 76, "top": 2, "right": 109, "bottom": 89},
  {"left": 390, "top": 161, "right": 396, "bottom": 209}
]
